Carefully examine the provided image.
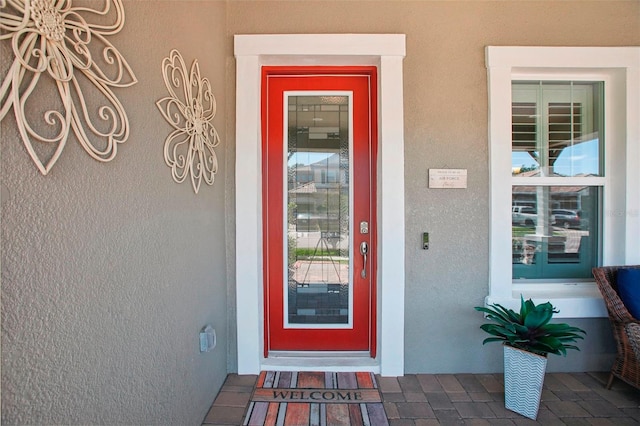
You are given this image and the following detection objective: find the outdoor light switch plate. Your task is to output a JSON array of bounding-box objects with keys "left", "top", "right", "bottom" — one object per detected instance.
[
  {"left": 200, "top": 325, "right": 216, "bottom": 353},
  {"left": 422, "top": 232, "right": 429, "bottom": 250}
]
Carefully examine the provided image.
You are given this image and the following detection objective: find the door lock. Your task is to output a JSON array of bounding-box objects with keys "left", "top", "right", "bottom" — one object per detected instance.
[{"left": 360, "top": 221, "right": 369, "bottom": 234}]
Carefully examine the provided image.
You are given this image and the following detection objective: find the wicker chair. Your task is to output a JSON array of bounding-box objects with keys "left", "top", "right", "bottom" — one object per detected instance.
[
  {"left": 625, "top": 323, "right": 640, "bottom": 364},
  {"left": 592, "top": 265, "right": 640, "bottom": 390}
]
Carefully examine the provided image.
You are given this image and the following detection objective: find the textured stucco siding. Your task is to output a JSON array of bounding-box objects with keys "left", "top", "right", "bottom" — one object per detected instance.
[
  {"left": 1, "top": 0, "right": 639, "bottom": 424},
  {"left": 1, "top": 1, "right": 229, "bottom": 424}
]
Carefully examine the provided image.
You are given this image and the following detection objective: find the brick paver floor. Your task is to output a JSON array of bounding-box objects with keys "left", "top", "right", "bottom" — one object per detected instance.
[{"left": 203, "top": 372, "right": 640, "bottom": 425}]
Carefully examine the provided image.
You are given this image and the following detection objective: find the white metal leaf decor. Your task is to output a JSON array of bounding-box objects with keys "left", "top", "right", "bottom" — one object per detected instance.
[
  {"left": 156, "top": 50, "right": 220, "bottom": 194},
  {"left": 0, "top": 0, "right": 137, "bottom": 175}
]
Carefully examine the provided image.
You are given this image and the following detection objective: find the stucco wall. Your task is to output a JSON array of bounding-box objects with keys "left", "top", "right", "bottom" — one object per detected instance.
[
  {"left": 1, "top": 1, "right": 229, "bottom": 424},
  {"left": 2, "top": 1, "right": 639, "bottom": 423},
  {"left": 226, "top": 0, "right": 640, "bottom": 373}
]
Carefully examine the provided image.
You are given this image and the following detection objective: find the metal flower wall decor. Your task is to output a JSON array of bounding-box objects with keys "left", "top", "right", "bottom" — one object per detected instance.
[
  {"left": 156, "top": 50, "right": 220, "bottom": 194},
  {"left": 0, "top": 0, "right": 137, "bottom": 175}
]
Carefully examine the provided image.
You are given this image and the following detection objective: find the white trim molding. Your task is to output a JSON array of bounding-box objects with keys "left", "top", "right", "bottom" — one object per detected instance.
[
  {"left": 485, "top": 46, "right": 640, "bottom": 317},
  {"left": 234, "top": 34, "right": 406, "bottom": 376}
]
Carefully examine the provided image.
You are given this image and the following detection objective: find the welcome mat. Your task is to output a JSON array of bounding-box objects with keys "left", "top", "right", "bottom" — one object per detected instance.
[{"left": 243, "top": 371, "right": 389, "bottom": 426}]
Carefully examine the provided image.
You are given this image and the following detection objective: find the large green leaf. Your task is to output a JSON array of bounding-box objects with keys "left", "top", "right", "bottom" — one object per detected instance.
[
  {"left": 482, "top": 337, "right": 505, "bottom": 345},
  {"left": 524, "top": 306, "right": 553, "bottom": 329},
  {"left": 476, "top": 304, "right": 519, "bottom": 324},
  {"left": 520, "top": 296, "right": 535, "bottom": 318}
]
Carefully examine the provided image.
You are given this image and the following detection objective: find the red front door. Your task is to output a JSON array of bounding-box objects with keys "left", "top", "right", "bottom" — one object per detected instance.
[{"left": 262, "top": 67, "right": 377, "bottom": 356}]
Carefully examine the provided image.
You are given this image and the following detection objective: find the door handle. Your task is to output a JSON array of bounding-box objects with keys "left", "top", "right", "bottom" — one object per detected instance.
[{"left": 359, "top": 241, "right": 369, "bottom": 278}]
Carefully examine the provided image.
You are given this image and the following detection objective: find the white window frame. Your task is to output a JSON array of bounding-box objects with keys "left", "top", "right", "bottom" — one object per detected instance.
[{"left": 486, "top": 46, "right": 640, "bottom": 318}]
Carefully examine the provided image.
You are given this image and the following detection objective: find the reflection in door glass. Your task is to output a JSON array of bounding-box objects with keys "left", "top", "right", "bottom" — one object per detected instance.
[{"left": 286, "top": 95, "right": 350, "bottom": 325}]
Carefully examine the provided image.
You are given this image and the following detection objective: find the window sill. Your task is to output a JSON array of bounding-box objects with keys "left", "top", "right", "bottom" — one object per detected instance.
[{"left": 486, "top": 282, "right": 607, "bottom": 318}]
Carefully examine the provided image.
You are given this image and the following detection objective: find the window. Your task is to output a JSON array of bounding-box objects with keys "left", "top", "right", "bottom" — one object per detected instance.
[
  {"left": 486, "top": 47, "right": 640, "bottom": 318},
  {"left": 511, "top": 82, "right": 602, "bottom": 281}
]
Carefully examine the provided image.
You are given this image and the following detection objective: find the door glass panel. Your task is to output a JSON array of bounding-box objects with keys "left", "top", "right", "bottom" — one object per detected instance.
[{"left": 286, "top": 93, "right": 351, "bottom": 327}]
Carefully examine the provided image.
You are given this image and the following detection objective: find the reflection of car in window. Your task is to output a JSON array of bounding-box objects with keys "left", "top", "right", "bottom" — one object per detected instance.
[
  {"left": 552, "top": 209, "right": 582, "bottom": 229},
  {"left": 512, "top": 206, "right": 556, "bottom": 227},
  {"left": 512, "top": 206, "right": 537, "bottom": 226}
]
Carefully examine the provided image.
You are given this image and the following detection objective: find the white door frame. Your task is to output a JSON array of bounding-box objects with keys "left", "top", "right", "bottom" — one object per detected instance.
[{"left": 234, "top": 34, "right": 406, "bottom": 376}]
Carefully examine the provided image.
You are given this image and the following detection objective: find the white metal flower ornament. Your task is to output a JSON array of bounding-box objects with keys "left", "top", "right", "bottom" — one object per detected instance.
[
  {"left": 0, "top": 0, "right": 137, "bottom": 175},
  {"left": 156, "top": 50, "right": 220, "bottom": 194}
]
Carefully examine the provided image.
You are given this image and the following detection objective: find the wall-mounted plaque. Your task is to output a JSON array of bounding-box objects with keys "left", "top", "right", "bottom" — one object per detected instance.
[{"left": 428, "top": 169, "right": 467, "bottom": 189}]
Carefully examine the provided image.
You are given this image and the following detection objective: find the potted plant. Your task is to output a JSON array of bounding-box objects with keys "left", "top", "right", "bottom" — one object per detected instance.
[{"left": 475, "top": 296, "right": 586, "bottom": 420}]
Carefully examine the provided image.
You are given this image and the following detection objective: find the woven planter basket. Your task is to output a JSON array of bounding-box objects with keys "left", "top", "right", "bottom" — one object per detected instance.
[{"left": 503, "top": 345, "right": 547, "bottom": 420}]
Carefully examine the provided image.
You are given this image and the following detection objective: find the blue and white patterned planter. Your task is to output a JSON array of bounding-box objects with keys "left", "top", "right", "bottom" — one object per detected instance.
[{"left": 503, "top": 345, "right": 547, "bottom": 420}]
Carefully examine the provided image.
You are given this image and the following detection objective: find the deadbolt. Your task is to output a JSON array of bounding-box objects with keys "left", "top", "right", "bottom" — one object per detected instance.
[{"left": 360, "top": 221, "right": 369, "bottom": 234}]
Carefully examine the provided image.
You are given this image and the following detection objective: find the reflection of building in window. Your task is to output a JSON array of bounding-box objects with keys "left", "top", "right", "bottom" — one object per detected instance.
[
  {"left": 513, "top": 179, "right": 594, "bottom": 212},
  {"left": 289, "top": 154, "right": 347, "bottom": 233}
]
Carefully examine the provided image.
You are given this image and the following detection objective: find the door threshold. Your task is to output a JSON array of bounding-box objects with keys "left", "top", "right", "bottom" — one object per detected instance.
[
  {"left": 269, "top": 351, "right": 370, "bottom": 358},
  {"left": 262, "top": 353, "right": 379, "bottom": 373}
]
